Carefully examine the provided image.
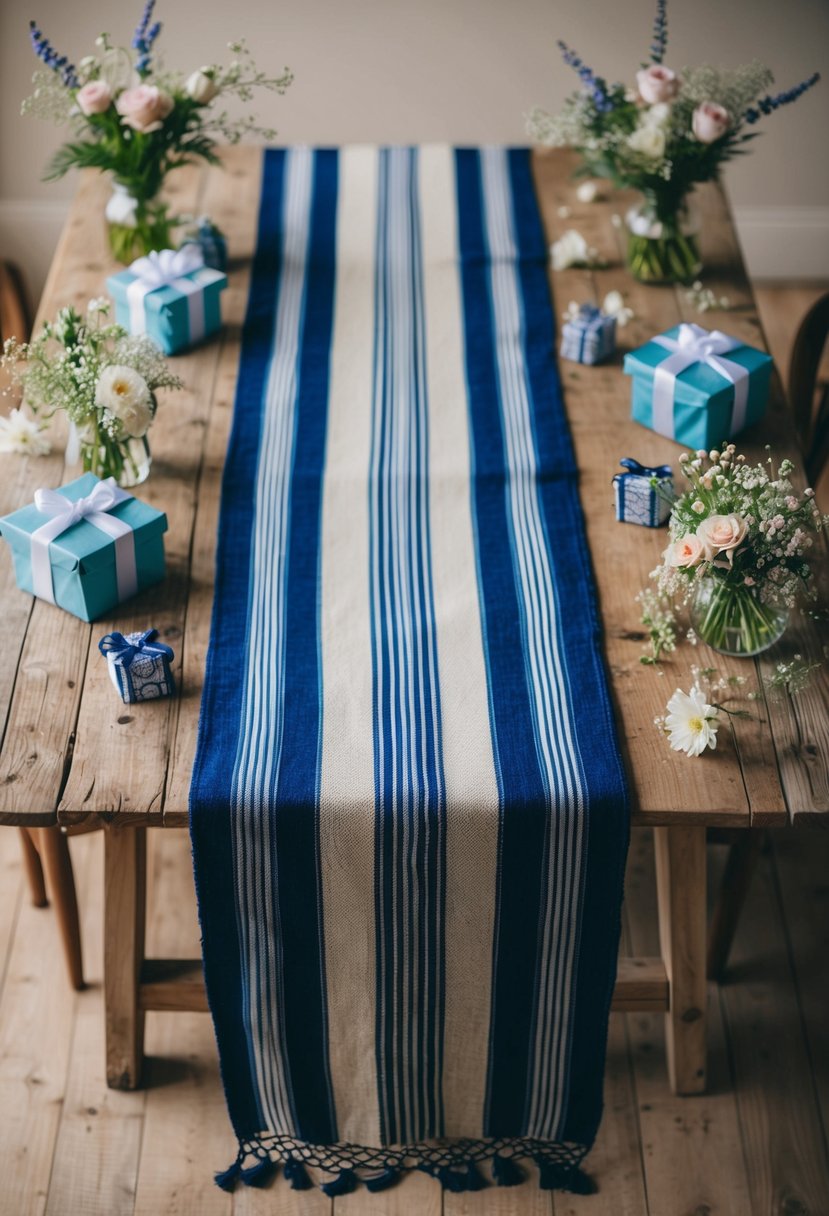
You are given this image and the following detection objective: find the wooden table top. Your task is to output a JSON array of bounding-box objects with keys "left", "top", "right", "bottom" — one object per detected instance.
[{"left": 0, "top": 146, "right": 826, "bottom": 832}]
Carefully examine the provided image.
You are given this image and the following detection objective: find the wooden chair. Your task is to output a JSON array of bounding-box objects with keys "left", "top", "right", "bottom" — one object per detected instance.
[
  {"left": 1, "top": 260, "right": 86, "bottom": 991},
  {"left": 707, "top": 291, "right": 829, "bottom": 981}
]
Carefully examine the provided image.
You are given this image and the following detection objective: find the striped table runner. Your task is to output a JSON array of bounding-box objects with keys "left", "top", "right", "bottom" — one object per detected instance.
[{"left": 190, "top": 145, "right": 628, "bottom": 1197}]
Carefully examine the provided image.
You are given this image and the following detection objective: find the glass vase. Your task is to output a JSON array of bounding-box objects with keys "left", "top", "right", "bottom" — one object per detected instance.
[
  {"left": 625, "top": 194, "right": 702, "bottom": 285},
  {"left": 70, "top": 421, "right": 152, "bottom": 488},
  {"left": 690, "top": 576, "right": 789, "bottom": 658},
  {"left": 105, "top": 182, "right": 175, "bottom": 265}
]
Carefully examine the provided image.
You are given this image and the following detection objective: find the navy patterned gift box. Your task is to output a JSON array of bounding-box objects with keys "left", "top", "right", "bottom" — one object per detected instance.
[
  {"left": 560, "top": 303, "right": 617, "bottom": 365},
  {"left": 612, "top": 458, "right": 673, "bottom": 527},
  {"left": 99, "top": 628, "right": 175, "bottom": 703}
]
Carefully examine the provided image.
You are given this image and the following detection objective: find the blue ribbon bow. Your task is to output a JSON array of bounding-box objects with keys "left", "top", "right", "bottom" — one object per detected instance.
[
  {"left": 98, "top": 628, "right": 173, "bottom": 667},
  {"left": 616, "top": 457, "right": 672, "bottom": 481}
]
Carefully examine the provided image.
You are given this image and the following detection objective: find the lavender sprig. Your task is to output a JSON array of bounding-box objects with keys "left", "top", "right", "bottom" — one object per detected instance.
[
  {"left": 557, "top": 40, "right": 614, "bottom": 113},
  {"left": 28, "top": 20, "right": 78, "bottom": 89},
  {"left": 132, "top": 0, "right": 162, "bottom": 75},
  {"left": 745, "top": 71, "right": 820, "bottom": 123},
  {"left": 650, "top": 0, "right": 668, "bottom": 65}
]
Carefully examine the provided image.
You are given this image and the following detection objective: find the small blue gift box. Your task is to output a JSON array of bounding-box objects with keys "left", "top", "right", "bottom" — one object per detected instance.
[
  {"left": 107, "top": 247, "right": 227, "bottom": 355},
  {"left": 612, "top": 458, "right": 673, "bottom": 527},
  {"left": 560, "top": 304, "right": 617, "bottom": 365},
  {"left": 0, "top": 473, "right": 167, "bottom": 622},
  {"left": 99, "top": 629, "right": 175, "bottom": 703},
  {"left": 624, "top": 322, "right": 773, "bottom": 449},
  {"left": 180, "top": 216, "right": 228, "bottom": 272}
]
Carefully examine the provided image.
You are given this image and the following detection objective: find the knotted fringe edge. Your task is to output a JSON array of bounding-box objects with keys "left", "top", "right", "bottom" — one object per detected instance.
[{"left": 215, "top": 1147, "right": 594, "bottom": 1196}]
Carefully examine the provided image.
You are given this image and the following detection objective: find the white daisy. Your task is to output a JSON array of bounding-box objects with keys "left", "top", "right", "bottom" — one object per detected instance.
[
  {"left": 664, "top": 685, "right": 719, "bottom": 757},
  {"left": 0, "top": 408, "right": 51, "bottom": 457}
]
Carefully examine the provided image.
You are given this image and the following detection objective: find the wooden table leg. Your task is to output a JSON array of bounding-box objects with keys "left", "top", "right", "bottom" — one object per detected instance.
[
  {"left": 38, "top": 827, "right": 84, "bottom": 991},
  {"left": 104, "top": 825, "right": 147, "bottom": 1090},
  {"left": 654, "top": 824, "right": 707, "bottom": 1095},
  {"left": 707, "top": 829, "right": 765, "bottom": 981}
]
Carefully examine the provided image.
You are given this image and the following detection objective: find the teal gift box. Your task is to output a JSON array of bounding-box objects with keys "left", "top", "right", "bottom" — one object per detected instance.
[
  {"left": 107, "top": 247, "right": 227, "bottom": 355},
  {"left": 624, "top": 323, "right": 773, "bottom": 449},
  {"left": 0, "top": 473, "right": 167, "bottom": 622}
]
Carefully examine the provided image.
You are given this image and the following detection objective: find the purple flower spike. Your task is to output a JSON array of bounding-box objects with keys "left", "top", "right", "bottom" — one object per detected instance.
[
  {"left": 28, "top": 19, "right": 79, "bottom": 89},
  {"left": 744, "top": 71, "right": 820, "bottom": 123},
  {"left": 650, "top": 0, "right": 668, "bottom": 64},
  {"left": 557, "top": 39, "right": 614, "bottom": 113}
]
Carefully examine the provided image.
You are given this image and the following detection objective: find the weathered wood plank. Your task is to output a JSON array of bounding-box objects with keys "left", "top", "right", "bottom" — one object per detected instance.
[
  {"left": 624, "top": 826, "right": 754, "bottom": 1215},
  {"left": 715, "top": 836, "right": 829, "bottom": 1213},
  {"left": 163, "top": 146, "right": 263, "bottom": 822},
  {"left": 45, "top": 832, "right": 146, "bottom": 1216},
  {"left": 535, "top": 150, "right": 758, "bottom": 826},
  {"left": 0, "top": 833, "right": 91, "bottom": 1216},
  {"left": 134, "top": 827, "right": 235, "bottom": 1216}
]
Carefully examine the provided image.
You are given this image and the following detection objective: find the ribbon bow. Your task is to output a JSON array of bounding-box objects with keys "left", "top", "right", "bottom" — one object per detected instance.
[
  {"left": 31, "top": 477, "right": 138, "bottom": 605},
  {"left": 98, "top": 628, "right": 173, "bottom": 666},
  {"left": 650, "top": 323, "right": 749, "bottom": 439},
  {"left": 128, "top": 245, "right": 205, "bottom": 288},
  {"left": 616, "top": 458, "right": 672, "bottom": 481},
  {"left": 126, "top": 246, "right": 208, "bottom": 343}
]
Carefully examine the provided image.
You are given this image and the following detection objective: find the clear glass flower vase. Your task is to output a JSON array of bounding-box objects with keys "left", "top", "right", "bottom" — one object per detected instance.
[
  {"left": 73, "top": 428, "right": 152, "bottom": 488},
  {"left": 690, "top": 577, "right": 789, "bottom": 657},
  {"left": 625, "top": 195, "right": 702, "bottom": 285},
  {"left": 105, "top": 182, "right": 175, "bottom": 265}
]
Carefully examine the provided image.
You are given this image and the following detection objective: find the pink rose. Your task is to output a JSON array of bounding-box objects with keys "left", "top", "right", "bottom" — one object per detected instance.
[
  {"left": 665, "top": 534, "right": 708, "bottom": 568},
  {"left": 636, "top": 65, "right": 679, "bottom": 105},
  {"left": 692, "top": 102, "right": 730, "bottom": 144},
  {"left": 76, "top": 80, "right": 113, "bottom": 116},
  {"left": 696, "top": 513, "right": 747, "bottom": 562},
  {"left": 116, "top": 85, "right": 174, "bottom": 134}
]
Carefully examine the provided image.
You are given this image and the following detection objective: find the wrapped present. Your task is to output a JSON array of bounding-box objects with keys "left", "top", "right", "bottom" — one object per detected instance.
[
  {"left": 624, "top": 322, "right": 773, "bottom": 448},
  {"left": 0, "top": 473, "right": 167, "bottom": 622},
  {"left": 612, "top": 458, "right": 673, "bottom": 527},
  {"left": 560, "top": 303, "right": 617, "bottom": 365},
  {"left": 99, "top": 628, "right": 175, "bottom": 703},
  {"left": 107, "top": 246, "right": 227, "bottom": 355},
  {"left": 180, "top": 215, "right": 228, "bottom": 272}
]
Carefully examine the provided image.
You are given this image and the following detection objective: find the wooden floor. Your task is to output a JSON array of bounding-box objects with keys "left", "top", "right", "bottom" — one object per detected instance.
[{"left": 1, "top": 285, "right": 827, "bottom": 1216}]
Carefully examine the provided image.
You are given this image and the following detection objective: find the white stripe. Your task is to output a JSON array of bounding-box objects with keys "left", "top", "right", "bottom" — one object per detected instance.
[
  {"left": 318, "top": 146, "right": 381, "bottom": 1146},
  {"left": 479, "top": 147, "right": 587, "bottom": 1139},
  {"left": 419, "top": 143, "right": 500, "bottom": 1136},
  {"left": 230, "top": 147, "right": 315, "bottom": 1136}
]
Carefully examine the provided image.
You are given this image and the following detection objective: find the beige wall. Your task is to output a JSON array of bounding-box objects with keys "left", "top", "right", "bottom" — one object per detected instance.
[{"left": 1, "top": 0, "right": 827, "bottom": 296}]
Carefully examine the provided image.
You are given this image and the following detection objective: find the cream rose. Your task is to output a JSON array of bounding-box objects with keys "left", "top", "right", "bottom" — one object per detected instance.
[
  {"left": 692, "top": 102, "right": 730, "bottom": 144},
  {"left": 643, "top": 101, "right": 672, "bottom": 128},
  {"left": 627, "top": 123, "right": 666, "bottom": 159},
  {"left": 76, "top": 80, "right": 113, "bottom": 116},
  {"left": 636, "top": 65, "right": 679, "bottom": 104},
  {"left": 185, "top": 69, "right": 219, "bottom": 104},
  {"left": 665, "top": 534, "right": 707, "bottom": 568},
  {"left": 116, "top": 85, "right": 174, "bottom": 134},
  {"left": 696, "top": 512, "right": 747, "bottom": 560},
  {"left": 96, "top": 365, "right": 153, "bottom": 437}
]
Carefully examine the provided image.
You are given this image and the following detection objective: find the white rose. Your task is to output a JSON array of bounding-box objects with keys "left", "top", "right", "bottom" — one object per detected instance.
[
  {"left": 96, "top": 365, "right": 154, "bottom": 437},
  {"left": 185, "top": 69, "right": 219, "bottom": 104},
  {"left": 643, "top": 102, "right": 671, "bottom": 129},
  {"left": 627, "top": 123, "right": 666, "bottom": 159},
  {"left": 550, "top": 229, "right": 594, "bottom": 270}
]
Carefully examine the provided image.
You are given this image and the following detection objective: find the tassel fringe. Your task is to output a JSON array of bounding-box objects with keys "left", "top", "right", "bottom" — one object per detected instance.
[
  {"left": 492, "top": 1154, "right": 524, "bottom": 1187},
  {"left": 364, "top": 1167, "right": 401, "bottom": 1192},
  {"left": 283, "top": 1157, "right": 314, "bottom": 1190},
  {"left": 321, "top": 1168, "right": 358, "bottom": 1197},
  {"left": 240, "top": 1157, "right": 278, "bottom": 1188}
]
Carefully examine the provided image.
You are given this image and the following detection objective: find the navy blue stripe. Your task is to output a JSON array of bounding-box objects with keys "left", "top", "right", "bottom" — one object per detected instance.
[
  {"left": 454, "top": 148, "right": 549, "bottom": 1137},
  {"left": 507, "top": 149, "right": 629, "bottom": 1145},
  {"left": 272, "top": 148, "right": 339, "bottom": 1144},
  {"left": 189, "top": 148, "right": 287, "bottom": 1140},
  {"left": 371, "top": 148, "right": 446, "bottom": 1145}
]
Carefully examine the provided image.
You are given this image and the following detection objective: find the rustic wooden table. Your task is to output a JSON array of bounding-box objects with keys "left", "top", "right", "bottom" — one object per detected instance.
[{"left": 1, "top": 147, "right": 826, "bottom": 1100}]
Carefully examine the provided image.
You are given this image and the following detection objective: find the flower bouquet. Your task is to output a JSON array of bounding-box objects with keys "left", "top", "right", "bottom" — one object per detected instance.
[
  {"left": 527, "top": 0, "right": 819, "bottom": 283},
  {"left": 24, "top": 2, "right": 292, "bottom": 263},
  {"left": 649, "top": 444, "right": 826, "bottom": 657},
  {"left": 1, "top": 300, "right": 181, "bottom": 486}
]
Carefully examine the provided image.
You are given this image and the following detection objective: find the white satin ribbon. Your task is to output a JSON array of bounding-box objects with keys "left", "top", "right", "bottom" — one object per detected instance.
[
  {"left": 651, "top": 323, "right": 749, "bottom": 439},
  {"left": 126, "top": 246, "right": 207, "bottom": 343},
  {"left": 31, "top": 478, "right": 138, "bottom": 605}
]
